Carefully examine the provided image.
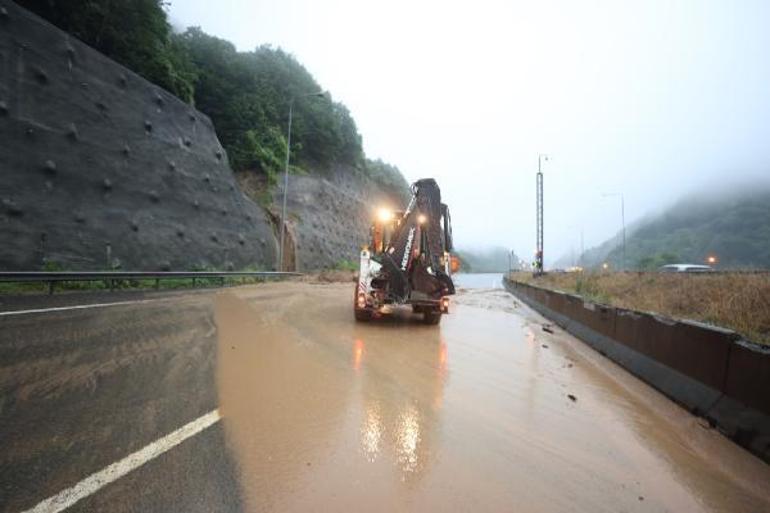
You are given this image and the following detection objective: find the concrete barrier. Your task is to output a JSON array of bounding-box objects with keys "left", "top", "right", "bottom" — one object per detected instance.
[{"left": 503, "top": 278, "right": 770, "bottom": 464}]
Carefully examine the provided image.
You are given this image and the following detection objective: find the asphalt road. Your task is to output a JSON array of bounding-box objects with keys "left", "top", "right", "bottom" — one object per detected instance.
[{"left": 1, "top": 281, "right": 769, "bottom": 512}]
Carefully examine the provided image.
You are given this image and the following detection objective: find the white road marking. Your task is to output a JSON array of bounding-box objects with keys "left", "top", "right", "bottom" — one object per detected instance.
[
  {"left": 0, "top": 299, "right": 163, "bottom": 317},
  {"left": 20, "top": 409, "right": 222, "bottom": 513}
]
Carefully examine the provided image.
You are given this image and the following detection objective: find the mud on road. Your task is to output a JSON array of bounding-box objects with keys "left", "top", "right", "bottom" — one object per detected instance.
[
  {"left": 215, "top": 282, "right": 770, "bottom": 513},
  {"left": 1, "top": 282, "right": 769, "bottom": 512}
]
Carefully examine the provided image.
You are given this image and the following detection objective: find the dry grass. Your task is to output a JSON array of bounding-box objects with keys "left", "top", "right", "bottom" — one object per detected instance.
[{"left": 510, "top": 271, "right": 770, "bottom": 345}]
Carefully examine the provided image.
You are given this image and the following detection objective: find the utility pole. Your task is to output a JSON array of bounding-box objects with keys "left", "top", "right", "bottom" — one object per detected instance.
[
  {"left": 535, "top": 154, "right": 547, "bottom": 275},
  {"left": 279, "top": 91, "right": 326, "bottom": 271},
  {"left": 279, "top": 99, "right": 294, "bottom": 271}
]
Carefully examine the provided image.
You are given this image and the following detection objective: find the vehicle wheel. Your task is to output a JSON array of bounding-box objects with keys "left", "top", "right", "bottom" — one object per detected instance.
[
  {"left": 423, "top": 309, "right": 442, "bottom": 325},
  {"left": 412, "top": 305, "right": 424, "bottom": 314},
  {"left": 354, "top": 308, "right": 372, "bottom": 322}
]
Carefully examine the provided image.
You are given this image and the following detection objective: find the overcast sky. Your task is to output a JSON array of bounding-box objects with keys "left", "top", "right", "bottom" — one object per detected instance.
[{"left": 168, "top": 0, "right": 770, "bottom": 264}]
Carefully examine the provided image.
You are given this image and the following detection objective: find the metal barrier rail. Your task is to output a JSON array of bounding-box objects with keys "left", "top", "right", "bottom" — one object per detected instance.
[{"left": 0, "top": 271, "right": 302, "bottom": 294}]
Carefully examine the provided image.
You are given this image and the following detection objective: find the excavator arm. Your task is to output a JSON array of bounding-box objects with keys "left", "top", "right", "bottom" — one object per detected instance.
[{"left": 376, "top": 179, "right": 455, "bottom": 302}]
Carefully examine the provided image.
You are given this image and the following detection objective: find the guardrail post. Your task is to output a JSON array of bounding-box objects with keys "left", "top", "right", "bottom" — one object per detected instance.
[
  {"left": 109, "top": 279, "right": 115, "bottom": 292},
  {"left": 48, "top": 281, "right": 54, "bottom": 295},
  {"left": 192, "top": 277, "right": 196, "bottom": 288},
  {"left": 155, "top": 278, "right": 160, "bottom": 290}
]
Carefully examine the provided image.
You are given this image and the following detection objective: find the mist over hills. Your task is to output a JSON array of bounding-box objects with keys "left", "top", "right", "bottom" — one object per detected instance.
[
  {"left": 456, "top": 247, "right": 522, "bottom": 273},
  {"left": 574, "top": 184, "right": 770, "bottom": 270}
]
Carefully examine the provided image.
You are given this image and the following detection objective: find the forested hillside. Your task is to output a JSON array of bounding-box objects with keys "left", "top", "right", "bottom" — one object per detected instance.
[
  {"left": 18, "top": 0, "right": 408, "bottom": 195},
  {"left": 586, "top": 186, "right": 770, "bottom": 270}
]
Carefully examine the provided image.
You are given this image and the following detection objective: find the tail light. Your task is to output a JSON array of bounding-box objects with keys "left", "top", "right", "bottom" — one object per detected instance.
[
  {"left": 441, "top": 296, "right": 450, "bottom": 313},
  {"left": 357, "top": 292, "right": 367, "bottom": 309}
]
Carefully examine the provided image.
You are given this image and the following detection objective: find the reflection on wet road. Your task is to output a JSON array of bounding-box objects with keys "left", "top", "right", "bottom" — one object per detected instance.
[{"left": 215, "top": 282, "right": 770, "bottom": 512}]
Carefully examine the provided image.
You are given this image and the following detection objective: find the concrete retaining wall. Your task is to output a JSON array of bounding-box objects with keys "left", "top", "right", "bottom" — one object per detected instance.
[
  {"left": 503, "top": 278, "right": 770, "bottom": 464},
  {"left": 0, "top": 1, "right": 277, "bottom": 271}
]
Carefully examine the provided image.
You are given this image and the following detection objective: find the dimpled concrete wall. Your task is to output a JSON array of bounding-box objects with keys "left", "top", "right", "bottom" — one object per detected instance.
[{"left": 0, "top": 1, "right": 277, "bottom": 271}]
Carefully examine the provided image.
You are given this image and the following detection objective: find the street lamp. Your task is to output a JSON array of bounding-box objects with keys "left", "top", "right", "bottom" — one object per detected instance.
[
  {"left": 535, "top": 154, "right": 548, "bottom": 275},
  {"left": 279, "top": 90, "right": 327, "bottom": 271},
  {"left": 602, "top": 192, "right": 626, "bottom": 271}
]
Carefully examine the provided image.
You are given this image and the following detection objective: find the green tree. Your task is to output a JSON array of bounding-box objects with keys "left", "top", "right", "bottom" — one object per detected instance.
[
  {"left": 174, "top": 31, "right": 366, "bottom": 180},
  {"left": 19, "top": 0, "right": 196, "bottom": 102}
]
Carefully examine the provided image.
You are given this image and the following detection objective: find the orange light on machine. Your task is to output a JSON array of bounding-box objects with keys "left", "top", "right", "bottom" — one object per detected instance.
[
  {"left": 441, "top": 296, "right": 450, "bottom": 313},
  {"left": 357, "top": 292, "right": 367, "bottom": 309},
  {"left": 450, "top": 255, "right": 461, "bottom": 273}
]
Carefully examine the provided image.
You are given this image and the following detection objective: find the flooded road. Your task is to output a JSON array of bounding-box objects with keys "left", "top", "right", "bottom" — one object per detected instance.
[
  {"left": 215, "top": 282, "right": 770, "bottom": 513},
  {"left": 3, "top": 281, "right": 769, "bottom": 512}
]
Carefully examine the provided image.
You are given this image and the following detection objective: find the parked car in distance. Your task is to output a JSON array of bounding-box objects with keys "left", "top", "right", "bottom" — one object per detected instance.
[{"left": 658, "top": 263, "right": 715, "bottom": 273}]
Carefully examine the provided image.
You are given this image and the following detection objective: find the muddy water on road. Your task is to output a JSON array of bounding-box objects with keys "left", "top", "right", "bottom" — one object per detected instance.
[{"left": 214, "top": 283, "right": 770, "bottom": 512}]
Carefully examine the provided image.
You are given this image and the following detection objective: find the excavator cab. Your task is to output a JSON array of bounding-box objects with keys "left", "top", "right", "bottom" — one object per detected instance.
[
  {"left": 355, "top": 179, "right": 456, "bottom": 325},
  {"left": 370, "top": 209, "right": 404, "bottom": 255}
]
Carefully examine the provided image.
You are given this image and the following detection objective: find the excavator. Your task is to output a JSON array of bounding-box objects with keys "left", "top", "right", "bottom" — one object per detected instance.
[{"left": 354, "top": 178, "right": 458, "bottom": 325}]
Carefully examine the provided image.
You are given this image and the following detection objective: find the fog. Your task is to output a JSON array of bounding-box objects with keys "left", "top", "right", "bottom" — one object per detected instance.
[{"left": 168, "top": 0, "right": 770, "bottom": 264}]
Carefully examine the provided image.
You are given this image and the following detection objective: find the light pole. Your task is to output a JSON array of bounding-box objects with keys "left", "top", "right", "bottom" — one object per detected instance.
[
  {"left": 602, "top": 192, "right": 626, "bottom": 270},
  {"left": 279, "top": 90, "right": 327, "bottom": 271},
  {"left": 535, "top": 154, "right": 548, "bottom": 275}
]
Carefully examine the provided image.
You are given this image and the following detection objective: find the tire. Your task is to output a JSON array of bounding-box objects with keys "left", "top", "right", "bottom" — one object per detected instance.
[
  {"left": 354, "top": 308, "right": 372, "bottom": 322},
  {"left": 422, "top": 309, "right": 442, "bottom": 325}
]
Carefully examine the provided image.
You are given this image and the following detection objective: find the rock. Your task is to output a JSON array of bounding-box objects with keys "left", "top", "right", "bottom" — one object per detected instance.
[
  {"left": 67, "top": 123, "right": 79, "bottom": 141},
  {"left": 3, "top": 198, "right": 23, "bottom": 217}
]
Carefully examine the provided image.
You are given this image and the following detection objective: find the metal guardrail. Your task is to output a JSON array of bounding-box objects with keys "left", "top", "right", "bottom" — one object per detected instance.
[{"left": 0, "top": 271, "right": 302, "bottom": 294}]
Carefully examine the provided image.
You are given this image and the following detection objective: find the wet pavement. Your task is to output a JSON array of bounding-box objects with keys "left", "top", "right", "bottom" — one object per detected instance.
[
  {"left": 2, "top": 281, "right": 769, "bottom": 512},
  {"left": 216, "top": 283, "right": 770, "bottom": 512}
]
